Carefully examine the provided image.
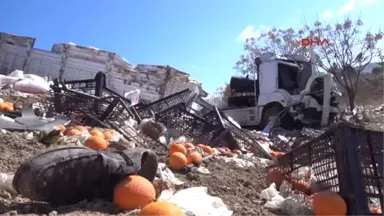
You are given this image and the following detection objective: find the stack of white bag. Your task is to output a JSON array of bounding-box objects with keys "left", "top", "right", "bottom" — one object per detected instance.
[{"left": 0, "top": 70, "right": 51, "bottom": 94}]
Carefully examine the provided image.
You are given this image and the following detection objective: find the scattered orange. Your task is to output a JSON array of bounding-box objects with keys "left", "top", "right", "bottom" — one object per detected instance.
[
  {"left": 4, "top": 102, "right": 14, "bottom": 107},
  {"left": 266, "top": 168, "right": 290, "bottom": 188},
  {"left": 0, "top": 102, "right": 13, "bottom": 112},
  {"left": 218, "top": 147, "right": 231, "bottom": 154},
  {"left": 3, "top": 105, "right": 14, "bottom": 112},
  {"left": 232, "top": 149, "right": 242, "bottom": 155},
  {"left": 270, "top": 151, "right": 285, "bottom": 158},
  {"left": 138, "top": 201, "right": 184, "bottom": 216},
  {"left": 89, "top": 129, "right": 105, "bottom": 139},
  {"left": 65, "top": 128, "right": 82, "bottom": 136},
  {"left": 196, "top": 144, "right": 205, "bottom": 149},
  {"left": 55, "top": 125, "right": 66, "bottom": 133},
  {"left": 184, "top": 142, "right": 195, "bottom": 149},
  {"left": 312, "top": 191, "right": 347, "bottom": 216},
  {"left": 168, "top": 143, "right": 187, "bottom": 155},
  {"left": 103, "top": 130, "right": 114, "bottom": 141},
  {"left": 201, "top": 145, "right": 214, "bottom": 155},
  {"left": 371, "top": 208, "right": 382, "bottom": 214},
  {"left": 75, "top": 125, "right": 87, "bottom": 132},
  {"left": 114, "top": 175, "right": 156, "bottom": 210},
  {"left": 84, "top": 136, "right": 108, "bottom": 150},
  {"left": 187, "top": 151, "right": 203, "bottom": 165},
  {"left": 168, "top": 152, "right": 187, "bottom": 170},
  {"left": 292, "top": 180, "right": 310, "bottom": 194}
]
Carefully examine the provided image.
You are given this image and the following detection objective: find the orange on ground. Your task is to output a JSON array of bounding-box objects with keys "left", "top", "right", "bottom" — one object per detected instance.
[
  {"left": 266, "top": 169, "right": 290, "bottom": 188},
  {"left": 89, "top": 129, "right": 105, "bottom": 139},
  {"left": 232, "top": 149, "right": 242, "bottom": 155},
  {"left": 4, "top": 101, "right": 13, "bottom": 106},
  {"left": 103, "top": 130, "right": 114, "bottom": 141},
  {"left": 168, "top": 143, "right": 187, "bottom": 155},
  {"left": 3, "top": 104, "right": 14, "bottom": 112},
  {"left": 187, "top": 151, "right": 203, "bottom": 165},
  {"left": 370, "top": 208, "right": 382, "bottom": 214},
  {"left": 168, "top": 152, "right": 187, "bottom": 170},
  {"left": 312, "top": 191, "right": 347, "bottom": 216},
  {"left": 138, "top": 201, "right": 183, "bottom": 216},
  {"left": 65, "top": 128, "right": 82, "bottom": 136},
  {"left": 84, "top": 136, "right": 108, "bottom": 150},
  {"left": 114, "top": 175, "right": 156, "bottom": 210},
  {"left": 184, "top": 142, "right": 195, "bottom": 149},
  {"left": 55, "top": 125, "right": 66, "bottom": 133},
  {"left": 75, "top": 125, "right": 87, "bottom": 132},
  {"left": 292, "top": 180, "right": 310, "bottom": 194},
  {"left": 218, "top": 147, "right": 231, "bottom": 154},
  {"left": 270, "top": 151, "right": 285, "bottom": 158},
  {"left": 196, "top": 144, "right": 205, "bottom": 149},
  {"left": 201, "top": 145, "right": 214, "bottom": 155},
  {"left": 0, "top": 103, "right": 10, "bottom": 112}
]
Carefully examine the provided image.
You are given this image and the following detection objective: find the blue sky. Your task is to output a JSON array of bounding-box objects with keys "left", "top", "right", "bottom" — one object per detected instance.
[{"left": 1, "top": 0, "right": 383, "bottom": 94}]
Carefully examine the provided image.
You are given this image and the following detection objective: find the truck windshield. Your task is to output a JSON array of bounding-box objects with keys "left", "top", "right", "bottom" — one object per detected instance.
[{"left": 278, "top": 63, "right": 299, "bottom": 94}]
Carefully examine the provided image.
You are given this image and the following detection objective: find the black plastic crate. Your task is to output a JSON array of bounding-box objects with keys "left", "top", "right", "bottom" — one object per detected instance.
[
  {"left": 37, "top": 84, "right": 137, "bottom": 128},
  {"left": 278, "top": 123, "right": 384, "bottom": 215},
  {"left": 278, "top": 125, "right": 340, "bottom": 191},
  {"left": 38, "top": 86, "right": 167, "bottom": 154},
  {"left": 269, "top": 128, "right": 324, "bottom": 153},
  {"left": 59, "top": 72, "right": 131, "bottom": 104},
  {"left": 153, "top": 103, "right": 225, "bottom": 145},
  {"left": 185, "top": 100, "right": 272, "bottom": 159},
  {"left": 205, "top": 109, "right": 272, "bottom": 159},
  {"left": 37, "top": 89, "right": 112, "bottom": 127},
  {"left": 335, "top": 124, "right": 383, "bottom": 215},
  {"left": 134, "top": 89, "right": 195, "bottom": 119}
]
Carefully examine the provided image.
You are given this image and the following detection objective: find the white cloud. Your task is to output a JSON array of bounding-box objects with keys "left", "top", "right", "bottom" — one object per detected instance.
[
  {"left": 236, "top": 25, "right": 270, "bottom": 42},
  {"left": 191, "top": 65, "right": 199, "bottom": 69},
  {"left": 322, "top": 10, "right": 334, "bottom": 20},
  {"left": 320, "top": 0, "right": 376, "bottom": 20},
  {"left": 359, "top": 0, "right": 376, "bottom": 6},
  {"left": 336, "top": 0, "right": 356, "bottom": 17}
]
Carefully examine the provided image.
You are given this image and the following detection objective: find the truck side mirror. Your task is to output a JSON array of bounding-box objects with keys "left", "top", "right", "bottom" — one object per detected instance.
[{"left": 254, "top": 57, "right": 262, "bottom": 67}]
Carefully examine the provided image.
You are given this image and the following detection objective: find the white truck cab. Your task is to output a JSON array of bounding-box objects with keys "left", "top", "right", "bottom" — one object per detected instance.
[{"left": 222, "top": 52, "right": 340, "bottom": 129}]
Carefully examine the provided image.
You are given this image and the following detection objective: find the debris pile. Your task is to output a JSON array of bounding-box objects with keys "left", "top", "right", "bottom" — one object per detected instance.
[{"left": 0, "top": 71, "right": 382, "bottom": 216}]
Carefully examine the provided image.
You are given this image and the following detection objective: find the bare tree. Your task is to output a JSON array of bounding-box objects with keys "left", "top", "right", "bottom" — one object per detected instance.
[
  {"left": 235, "top": 18, "right": 384, "bottom": 113},
  {"left": 234, "top": 27, "right": 309, "bottom": 76},
  {"left": 306, "top": 18, "right": 383, "bottom": 113},
  {"left": 206, "top": 84, "right": 231, "bottom": 108}
]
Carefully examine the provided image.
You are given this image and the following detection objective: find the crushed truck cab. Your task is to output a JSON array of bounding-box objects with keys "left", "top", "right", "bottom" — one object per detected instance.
[{"left": 223, "top": 52, "right": 340, "bottom": 129}]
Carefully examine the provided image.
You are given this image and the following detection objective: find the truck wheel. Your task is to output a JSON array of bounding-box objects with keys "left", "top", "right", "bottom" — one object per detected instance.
[{"left": 261, "top": 106, "right": 293, "bottom": 130}]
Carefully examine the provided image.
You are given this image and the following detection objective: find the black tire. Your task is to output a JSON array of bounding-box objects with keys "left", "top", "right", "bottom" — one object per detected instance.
[
  {"left": 261, "top": 106, "right": 293, "bottom": 130},
  {"left": 261, "top": 106, "right": 283, "bottom": 129}
]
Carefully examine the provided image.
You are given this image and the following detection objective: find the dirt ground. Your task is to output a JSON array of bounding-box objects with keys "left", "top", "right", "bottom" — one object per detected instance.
[
  {"left": 0, "top": 131, "right": 275, "bottom": 216},
  {"left": 176, "top": 159, "right": 278, "bottom": 216},
  {"left": 0, "top": 80, "right": 381, "bottom": 215}
]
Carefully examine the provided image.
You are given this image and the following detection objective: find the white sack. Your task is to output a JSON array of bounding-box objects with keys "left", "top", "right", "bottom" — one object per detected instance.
[
  {"left": 7, "top": 70, "right": 24, "bottom": 79},
  {"left": 14, "top": 79, "right": 50, "bottom": 94}
]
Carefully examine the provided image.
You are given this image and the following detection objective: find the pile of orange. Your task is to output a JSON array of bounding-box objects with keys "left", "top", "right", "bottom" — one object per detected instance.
[
  {"left": 167, "top": 142, "right": 216, "bottom": 170},
  {"left": 265, "top": 166, "right": 349, "bottom": 215},
  {"left": 0, "top": 101, "right": 14, "bottom": 112},
  {"left": 113, "top": 175, "right": 183, "bottom": 215},
  {"left": 54, "top": 125, "right": 118, "bottom": 150}
]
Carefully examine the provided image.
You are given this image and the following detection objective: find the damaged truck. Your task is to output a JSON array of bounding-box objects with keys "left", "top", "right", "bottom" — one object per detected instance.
[{"left": 222, "top": 52, "right": 340, "bottom": 129}]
